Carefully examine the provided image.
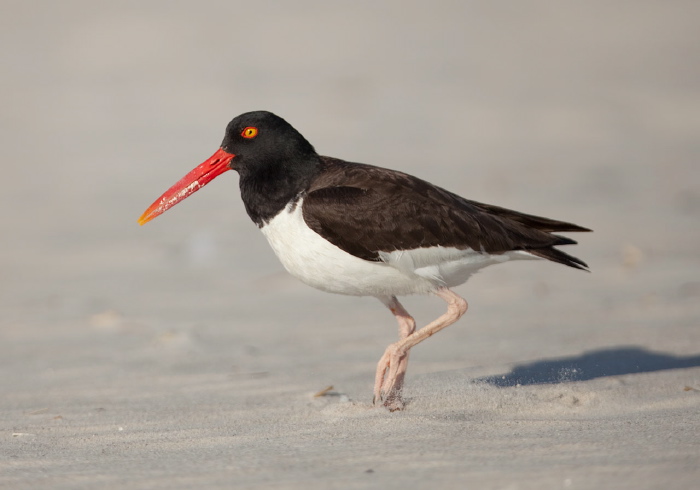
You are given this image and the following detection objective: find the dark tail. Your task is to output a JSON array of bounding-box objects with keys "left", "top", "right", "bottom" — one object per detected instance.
[
  {"left": 471, "top": 201, "right": 592, "bottom": 233},
  {"left": 471, "top": 201, "right": 591, "bottom": 271},
  {"left": 528, "top": 244, "right": 590, "bottom": 271},
  {"left": 461, "top": 199, "right": 591, "bottom": 271}
]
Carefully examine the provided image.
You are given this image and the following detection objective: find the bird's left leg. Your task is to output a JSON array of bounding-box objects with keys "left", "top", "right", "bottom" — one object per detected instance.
[
  {"left": 374, "top": 288, "right": 468, "bottom": 410},
  {"left": 374, "top": 295, "right": 416, "bottom": 410}
]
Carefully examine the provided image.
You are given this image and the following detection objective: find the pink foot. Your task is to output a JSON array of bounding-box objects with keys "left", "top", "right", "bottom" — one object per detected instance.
[{"left": 373, "top": 342, "right": 409, "bottom": 411}]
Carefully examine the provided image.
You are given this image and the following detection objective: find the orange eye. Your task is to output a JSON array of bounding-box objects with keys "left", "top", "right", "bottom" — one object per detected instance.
[{"left": 241, "top": 126, "right": 258, "bottom": 139}]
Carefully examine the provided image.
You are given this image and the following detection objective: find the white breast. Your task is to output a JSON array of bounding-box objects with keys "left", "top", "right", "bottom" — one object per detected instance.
[{"left": 260, "top": 199, "right": 539, "bottom": 297}]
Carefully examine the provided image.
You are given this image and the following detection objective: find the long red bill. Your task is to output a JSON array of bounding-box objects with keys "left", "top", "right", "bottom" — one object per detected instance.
[{"left": 138, "top": 147, "right": 235, "bottom": 225}]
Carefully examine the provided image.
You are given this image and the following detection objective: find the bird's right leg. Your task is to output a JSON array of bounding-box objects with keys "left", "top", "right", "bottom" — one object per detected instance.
[{"left": 374, "top": 295, "right": 416, "bottom": 410}]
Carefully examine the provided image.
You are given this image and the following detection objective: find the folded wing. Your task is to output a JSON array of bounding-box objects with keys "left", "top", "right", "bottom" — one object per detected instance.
[{"left": 302, "top": 157, "right": 590, "bottom": 270}]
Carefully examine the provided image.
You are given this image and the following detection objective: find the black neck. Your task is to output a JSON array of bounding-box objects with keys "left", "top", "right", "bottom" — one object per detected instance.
[{"left": 238, "top": 154, "right": 321, "bottom": 226}]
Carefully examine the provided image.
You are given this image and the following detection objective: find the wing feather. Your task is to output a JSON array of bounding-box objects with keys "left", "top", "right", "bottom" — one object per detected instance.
[{"left": 302, "top": 157, "right": 590, "bottom": 270}]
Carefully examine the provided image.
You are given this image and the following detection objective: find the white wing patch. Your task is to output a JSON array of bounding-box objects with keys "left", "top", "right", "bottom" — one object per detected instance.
[{"left": 379, "top": 246, "right": 520, "bottom": 287}]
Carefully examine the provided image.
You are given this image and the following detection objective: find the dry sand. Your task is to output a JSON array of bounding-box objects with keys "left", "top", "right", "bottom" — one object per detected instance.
[{"left": 2, "top": 2, "right": 699, "bottom": 488}]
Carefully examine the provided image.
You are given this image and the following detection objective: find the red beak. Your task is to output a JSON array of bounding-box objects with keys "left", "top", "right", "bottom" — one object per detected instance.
[{"left": 138, "top": 147, "right": 235, "bottom": 225}]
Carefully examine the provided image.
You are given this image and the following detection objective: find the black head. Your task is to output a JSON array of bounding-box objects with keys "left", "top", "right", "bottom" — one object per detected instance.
[
  {"left": 138, "top": 111, "right": 320, "bottom": 227},
  {"left": 221, "top": 111, "right": 318, "bottom": 176},
  {"left": 220, "top": 111, "right": 321, "bottom": 225}
]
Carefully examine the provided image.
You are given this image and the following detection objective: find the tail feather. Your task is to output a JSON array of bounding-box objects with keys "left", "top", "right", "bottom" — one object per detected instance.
[
  {"left": 470, "top": 201, "right": 592, "bottom": 233},
  {"left": 527, "top": 246, "right": 590, "bottom": 271},
  {"left": 551, "top": 234, "right": 578, "bottom": 247},
  {"left": 468, "top": 201, "right": 591, "bottom": 271}
]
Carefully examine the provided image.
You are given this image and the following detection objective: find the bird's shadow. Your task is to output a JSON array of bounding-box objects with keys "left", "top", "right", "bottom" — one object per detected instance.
[{"left": 477, "top": 346, "right": 700, "bottom": 387}]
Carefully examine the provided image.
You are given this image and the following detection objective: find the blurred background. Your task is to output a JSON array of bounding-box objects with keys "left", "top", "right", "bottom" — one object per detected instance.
[{"left": 1, "top": 0, "right": 698, "bottom": 413}]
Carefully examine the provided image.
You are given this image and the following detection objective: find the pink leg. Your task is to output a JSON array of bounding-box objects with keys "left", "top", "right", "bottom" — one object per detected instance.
[
  {"left": 374, "top": 288, "right": 468, "bottom": 411},
  {"left": 373, "top": 295, "right": 416, "bottom": 410}
]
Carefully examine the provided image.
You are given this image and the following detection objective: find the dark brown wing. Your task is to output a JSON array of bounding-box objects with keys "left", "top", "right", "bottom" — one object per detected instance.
[{"left": 302, "top": 157, "right": 590, "bottom": 270}]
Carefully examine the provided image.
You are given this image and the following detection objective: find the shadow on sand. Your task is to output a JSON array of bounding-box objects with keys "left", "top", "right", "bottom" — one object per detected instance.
[{"left": 478, "top": 346, "right": 700, "bottom": 387}]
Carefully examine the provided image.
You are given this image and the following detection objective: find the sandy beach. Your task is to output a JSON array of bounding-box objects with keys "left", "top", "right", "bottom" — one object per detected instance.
[{"left": 2, "top": 2, "right": 699, "bottom": 488}]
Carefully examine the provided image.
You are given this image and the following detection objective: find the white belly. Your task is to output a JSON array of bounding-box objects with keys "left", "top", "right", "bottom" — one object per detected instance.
[{"left": 260, "top": 200, "right": 538, "bottom": 297}]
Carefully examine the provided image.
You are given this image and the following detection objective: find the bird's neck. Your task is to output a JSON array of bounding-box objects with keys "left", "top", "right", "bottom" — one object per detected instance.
[{"left": 239, "top": 154, "right": 321, "bottom": 227}]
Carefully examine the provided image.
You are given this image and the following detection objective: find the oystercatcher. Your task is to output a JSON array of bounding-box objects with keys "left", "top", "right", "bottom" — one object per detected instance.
[{"left": 139, "top": 111, "right": 590, "bottom": 410}]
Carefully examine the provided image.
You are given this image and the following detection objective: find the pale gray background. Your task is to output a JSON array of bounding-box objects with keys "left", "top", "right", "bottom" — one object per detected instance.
[{"left": 2, "top": 1, "right": 699, "bottom": 489}]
